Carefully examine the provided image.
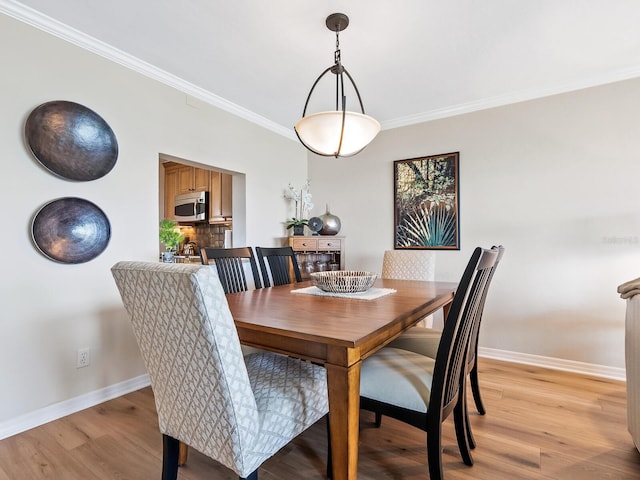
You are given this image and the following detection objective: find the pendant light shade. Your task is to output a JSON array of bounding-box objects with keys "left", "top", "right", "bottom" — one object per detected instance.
[
  {"left": 295, "top": 111, "right": 380, "bottom": 157},
  {"left": 294, "top": 13, "right": 380, "bottom": 158}
]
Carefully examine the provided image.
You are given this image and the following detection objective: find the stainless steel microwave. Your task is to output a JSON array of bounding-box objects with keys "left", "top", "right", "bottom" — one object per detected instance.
[{"left": 174, "top": 191, "right": 208, "bottom": 222}]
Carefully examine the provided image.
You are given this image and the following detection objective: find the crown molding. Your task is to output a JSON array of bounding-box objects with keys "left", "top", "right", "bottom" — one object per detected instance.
[
  {"left": 4, "top": 0, "right": 640, "bottom": 141},
  {"left": 382, "top": 65, "right": 640, "bottom": 130},
  {"left": 0, "top": 0, "right": 296, "bottom": 140}
]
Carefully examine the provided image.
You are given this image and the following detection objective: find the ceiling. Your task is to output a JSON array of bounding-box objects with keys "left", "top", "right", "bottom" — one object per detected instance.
[{"left": 4, "top": 0, "right": 640, "bottom": 138}]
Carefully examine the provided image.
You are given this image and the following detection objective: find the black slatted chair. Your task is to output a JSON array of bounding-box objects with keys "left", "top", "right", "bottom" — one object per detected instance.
[
  {"left": 383, "top": 245, "right": 505, "bottom": 449},
  {"left": 200, "top": 247, "right": 262, "bottom": 293},
  {"left": 357, "top": 247, "right": 498, "bottom": 480},
  {"left": 464, "top": 245, "right": 505, "bottom": 416},
  {"left": 255, "top": 246, "right": 302, "bottom": 287}
]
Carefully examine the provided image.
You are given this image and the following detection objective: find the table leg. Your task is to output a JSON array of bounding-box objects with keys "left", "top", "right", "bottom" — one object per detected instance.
[
  {"left": 443, "top": 301, "right": 452, "bottom": 321},
  {"left": 178, "top": 442, "right": 188, "bottom": 465},
  {"left": 326, "top": 361, "right": 361, "bottom": 480}
]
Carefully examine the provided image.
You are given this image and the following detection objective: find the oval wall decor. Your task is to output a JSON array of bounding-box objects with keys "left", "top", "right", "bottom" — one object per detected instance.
[
  {"left": 31, "top": 197, "right": 111, "bottom": 264},
  {"left": 25, "top": 100, "right": 118, "bottom": 181}
]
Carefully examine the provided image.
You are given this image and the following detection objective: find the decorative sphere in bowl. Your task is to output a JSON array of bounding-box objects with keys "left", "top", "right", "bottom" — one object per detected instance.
[{"left": 310, "top": 270, "right": 377, "bottom": 293}]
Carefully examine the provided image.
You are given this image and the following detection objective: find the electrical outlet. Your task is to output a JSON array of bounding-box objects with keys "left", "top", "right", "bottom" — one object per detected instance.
[{"left": 77, "top": 348, "right": 91, "bottom": 368}]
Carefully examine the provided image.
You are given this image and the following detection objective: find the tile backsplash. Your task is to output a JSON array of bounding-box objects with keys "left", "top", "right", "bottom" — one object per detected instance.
[{"left": 180, "top": 223, "right": 231, "bottom": 249}]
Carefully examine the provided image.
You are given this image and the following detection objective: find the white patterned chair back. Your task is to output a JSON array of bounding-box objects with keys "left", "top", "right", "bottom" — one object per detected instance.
[
  {"left": 382, "top": 250, "right": 436, "bottom": 281},
  {"left": 112, "top": 261, "right": 329, "bottom": 478},
  {"left": 382, "top": 250, "right": 436, "bottom": 327},
  {"left": 111, "top": 261, "right": 262, "bottom": 474}
]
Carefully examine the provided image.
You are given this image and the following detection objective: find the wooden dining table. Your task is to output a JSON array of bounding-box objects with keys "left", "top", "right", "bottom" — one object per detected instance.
[{"left": 225, "top": 278, "right": 457, "bottom": 480}]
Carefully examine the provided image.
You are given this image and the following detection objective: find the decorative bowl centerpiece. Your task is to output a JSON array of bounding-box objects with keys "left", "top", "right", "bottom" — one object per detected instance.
[{"left": 310, "top": 270, "right": 377, "bottom": 293}]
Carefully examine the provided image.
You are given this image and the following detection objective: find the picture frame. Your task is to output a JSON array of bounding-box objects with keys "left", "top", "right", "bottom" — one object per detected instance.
[{"left": 393, "top": 152, "right": 460, "bottom": 250}]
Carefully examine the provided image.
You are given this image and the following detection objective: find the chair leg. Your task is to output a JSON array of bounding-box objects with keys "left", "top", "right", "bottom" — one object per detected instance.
[
  {"left": 178, "top": 441, "right": 189, "bottom": 465},
  {"left": 426, "top": 424, "right": 444, "bottom": 480},
  {"left": 374, "top": 412, "right": 382, "bottom": 427},
  {"left": 453, "top": 397, "right": 474, "bottom": 466},
  {"left": 469, "top": 362, "right": 486, "bottom": 415},
  {"left": 461, "top": 373, "right": 477, "bottom": 450},
  {"left": 465, "top": 397, "right": 477, "bottom": 450},
  {"left": 326, "top": 414, "right": 333, "bottom": 479},
  {"left": 240, "top": 471, "right": 257, "bottom": 480},
  {"left": 162, "top": 434, "right": 180, "bottom": 480}
]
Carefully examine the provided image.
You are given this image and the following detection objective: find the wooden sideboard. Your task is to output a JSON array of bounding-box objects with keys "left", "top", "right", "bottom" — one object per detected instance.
[{"left": 288, "top": 235, "right": 345, "bottom": 279}]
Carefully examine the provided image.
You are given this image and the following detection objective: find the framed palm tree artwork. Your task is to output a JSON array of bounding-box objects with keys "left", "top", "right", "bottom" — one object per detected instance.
[{"left": 393, "top": 152, "right": 460, "bottom": 250}]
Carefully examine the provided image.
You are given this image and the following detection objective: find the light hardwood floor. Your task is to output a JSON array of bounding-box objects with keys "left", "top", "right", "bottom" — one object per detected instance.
[{"left": 1, "top": 358, "right": 639, "bottom": 479}]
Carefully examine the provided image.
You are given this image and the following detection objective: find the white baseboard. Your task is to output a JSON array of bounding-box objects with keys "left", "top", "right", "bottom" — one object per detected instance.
[
  {"left": 479, "top": 347, "right": 626, "bottom": 381},
  {"left": 0, "top": 349, "right": 626, "bottom": 441},
  {"left": 0, "top": 374, "right": 150, "bottom": 441}
]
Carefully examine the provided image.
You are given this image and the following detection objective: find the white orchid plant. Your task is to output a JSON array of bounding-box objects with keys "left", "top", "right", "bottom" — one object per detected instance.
[{"left": 284, "top": 180, "right": 314, "bottom": 229}]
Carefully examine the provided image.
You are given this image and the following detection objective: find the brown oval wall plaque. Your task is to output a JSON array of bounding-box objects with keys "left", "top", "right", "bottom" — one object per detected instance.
[
  {"left": 25, "top": 100, "right": 118, "bottom": 181},
  {"left": 31, "top": 197, "right": 111, "bottom": 264}
]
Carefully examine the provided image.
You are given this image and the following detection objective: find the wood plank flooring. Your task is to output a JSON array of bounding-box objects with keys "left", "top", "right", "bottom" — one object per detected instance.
[{"left": 1, "top": 358, "right": 639, "bottom": 479}]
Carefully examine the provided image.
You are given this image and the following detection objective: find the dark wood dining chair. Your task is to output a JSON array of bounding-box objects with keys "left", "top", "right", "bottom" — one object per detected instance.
[
  {"left": 383, "top": 245, "right": 505, "bottom": 448},
  {"left": 200, "top": 247, "right": 262, "bottom": 293},
  {"left": 255, "top": 246, "right": 302, "bottom": 287},
  {"left": 358, "top": 247, "right": 499, "bottom": 480}
]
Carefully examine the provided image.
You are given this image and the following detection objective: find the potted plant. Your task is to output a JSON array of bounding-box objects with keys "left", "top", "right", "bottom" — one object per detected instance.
[
  {"left": 284, "top": 181, "right": 313, "bottom": 236},
  {"left": 159, "top": 219, "right": 184, "bottom": 262},
  {"left": 285, "top": 218, "right": 308, "bottom": 236}
]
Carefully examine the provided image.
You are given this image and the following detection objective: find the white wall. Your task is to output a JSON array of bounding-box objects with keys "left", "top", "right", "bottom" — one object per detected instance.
[
  {"left": 2, "top": 7, "right": 638, "bottom": 437},
  {"left": 309, "top": 78, "right": 640, "bottom": 371},
  {"left": 0, "top": 14, "right": 307, "bottom": 429}
]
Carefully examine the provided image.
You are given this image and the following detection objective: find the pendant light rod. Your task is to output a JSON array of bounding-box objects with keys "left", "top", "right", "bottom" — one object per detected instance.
[{"left": 299, "top": 66, "right": 366, "bottom": 119}]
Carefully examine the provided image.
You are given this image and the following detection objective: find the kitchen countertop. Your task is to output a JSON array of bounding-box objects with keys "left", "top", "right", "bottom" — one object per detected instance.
[{"left": 172, "top": 255, "right": 202, "bottom": 264}]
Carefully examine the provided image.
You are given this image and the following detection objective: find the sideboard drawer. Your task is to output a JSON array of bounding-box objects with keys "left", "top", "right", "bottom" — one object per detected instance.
[
  {"left": 291, "top": 238, "right": 319, "bottom": 251},
  {"left": 318, "top": 238, "right": 341, "bottom": 251}
]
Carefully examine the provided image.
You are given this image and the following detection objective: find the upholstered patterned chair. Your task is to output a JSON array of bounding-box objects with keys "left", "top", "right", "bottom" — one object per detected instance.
[
  {"left": 111, "top": 261, "right": 329, "bottom": 480},
  {"left": 382, "top": 249, "right": 436, "bottom": 281},
  {"left": 382, "top": 250, "right": 436, "bottom": 327}
]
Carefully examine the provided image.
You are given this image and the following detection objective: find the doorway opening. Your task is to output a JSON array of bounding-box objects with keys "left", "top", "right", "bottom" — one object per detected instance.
[{"left": 158, "top": 153, "right": 246, "bottom": 258}]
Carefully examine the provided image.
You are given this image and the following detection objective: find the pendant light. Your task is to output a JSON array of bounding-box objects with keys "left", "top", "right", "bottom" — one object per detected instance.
[{"left": 294, "top": 13, "right": 380, "bottom": 158}]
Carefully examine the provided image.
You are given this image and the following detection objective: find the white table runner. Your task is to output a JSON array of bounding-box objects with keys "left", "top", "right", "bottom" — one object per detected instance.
[{"left": 291, "top": 286, "right": 396, "bottom": 300}]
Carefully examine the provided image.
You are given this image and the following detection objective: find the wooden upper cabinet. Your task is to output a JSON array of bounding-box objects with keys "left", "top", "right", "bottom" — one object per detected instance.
[
  {"left": 163, "top": 168, "right": 178, "bottom": 220},
  {"left": 163, "top": 162, "right": 232, "bottom": 223},
  {"left": 177, "top": 165, "right": 209, "bottom": 194},
  {"left": 220, "top": 172, "right": 232, "bottom": 217},
  {"left": 194, "top": 168, "right": 210, "bottom": 192},
  {"left": 210, "top": 171, "right": 233, "bottom": 221}
]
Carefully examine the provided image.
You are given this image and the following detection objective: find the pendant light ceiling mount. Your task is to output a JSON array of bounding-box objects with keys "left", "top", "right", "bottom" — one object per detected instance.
[
  {"left": 326, "top": 12, "right": 349, "bottom": 32},
  {"left": 294, "top": 13, "right": 380, "bottom": 158}
]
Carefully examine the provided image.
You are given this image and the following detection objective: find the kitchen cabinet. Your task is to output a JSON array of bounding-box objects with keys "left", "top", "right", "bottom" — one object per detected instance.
[
  {"left": 163, "top": 167, "right": 178, "bottom": 220},
  {"left": 177, "top": 165, "right": 209, "bottom": 194},
  {"left": 163, "top": 162, "right": 232, "bottom": 223},
  {"left": 288, "top": 236, "right": 345, "bottom": 279},
  {"left": 209, "top": 171, "right": 232, "bottom": 222}
]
